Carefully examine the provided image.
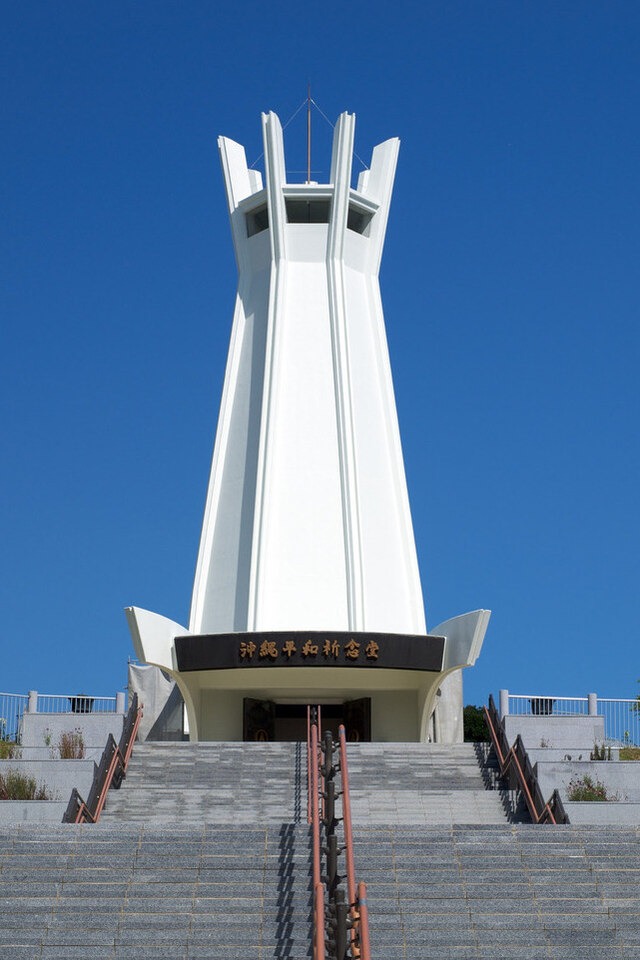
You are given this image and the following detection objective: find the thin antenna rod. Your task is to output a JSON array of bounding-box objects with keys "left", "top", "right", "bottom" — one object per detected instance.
[{"left": 306, "top": 83, "right": 311, "bottom": 183}]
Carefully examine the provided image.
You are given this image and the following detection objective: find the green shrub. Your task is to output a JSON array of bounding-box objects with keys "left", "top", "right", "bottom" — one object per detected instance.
[
  {"left": 57, "top": 729, "right": 85, "bottom": 759},
  {"left": 0, "top": 741, "right": 21, "bottom": 760},
  {"left": 590, "top": 743, "right": 611, "bottom": 761},
  {"left": 567, "top": 774, "right": 617, "bottom": 802},
  {"left": 463, "top": 705, "right": 489, "bottom": 742},
  {"left": 0, "top": 771, "right": 51, "bottom": 800}
]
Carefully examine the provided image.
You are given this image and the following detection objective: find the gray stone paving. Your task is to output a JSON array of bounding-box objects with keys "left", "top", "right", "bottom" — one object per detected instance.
[
  {"left": 2, "top": 741, "right": 640, "bottom": 958},
  {"left": 0, "top": 821, "right": 313, "bottom": 959},
  {"left": 102, "top": 741, "right": 507, "bottom": 826},
  {"left": 347, "top": 742, "right": 510, "bottom": 825},
  {"left": 101, "top": 741, "right": 306, "bottom": 823},
  {"left": 363, "top": 822, "right": 640, "bottom": 959}
]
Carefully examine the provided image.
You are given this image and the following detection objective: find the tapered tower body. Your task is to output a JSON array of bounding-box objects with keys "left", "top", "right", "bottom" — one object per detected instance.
[
  {"left": 191, "top": 111, "right": 424, "bottom": 639},
  {"left": 127, "top": 110, "right": 489, "bottom": 743}
]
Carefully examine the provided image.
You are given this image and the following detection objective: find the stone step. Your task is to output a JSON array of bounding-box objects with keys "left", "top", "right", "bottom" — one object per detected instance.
[
  {"left": 6, "top": 743, "right": 640, "bottom": 959},
  {"left": 2, "top": 819, "right": 640, "bottom": 958},
  {"left": 102, "top": 739, "right": 511, "bottom": 827},
  {"left": 0, "top": 822, "right": 313, "bottom": 960}
]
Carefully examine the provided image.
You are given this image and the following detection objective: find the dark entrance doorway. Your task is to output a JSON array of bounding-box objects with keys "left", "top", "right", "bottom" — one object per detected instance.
[{"left": 242, "top": 698, "right": 371, "bottom": 742}]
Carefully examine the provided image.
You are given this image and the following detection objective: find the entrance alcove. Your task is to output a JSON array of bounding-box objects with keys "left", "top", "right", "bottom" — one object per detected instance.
[
  {"left": 188, "top": 673, "right": 423, "bottom": 743},
  {"left": 242, "top": 698, "right": 372, "bottom": 742}
]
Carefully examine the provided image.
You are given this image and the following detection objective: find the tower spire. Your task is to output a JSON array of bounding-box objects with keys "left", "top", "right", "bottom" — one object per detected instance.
[{"left": 306, "top": 83, "right": 311, "bottom": 183}]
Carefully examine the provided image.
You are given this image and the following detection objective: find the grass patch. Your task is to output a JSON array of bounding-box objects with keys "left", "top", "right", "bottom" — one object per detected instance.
[
  {"left": 567, "top": 774, "right": 618, "bottom": 802},
  {"left": 620, "top": 746, "right": 640, "bottom": 761},
  {"left": 57, "top": 729, "right": 85, "bottom": 759},
  {"left": 590, "top": 742, "right": 612, "bottom": 761},
  {"left": 0, "top": 741, "right": 21, "bottom": 760},
  {"left": 0, "top": 771, "right": 51, "bottom": 800}
]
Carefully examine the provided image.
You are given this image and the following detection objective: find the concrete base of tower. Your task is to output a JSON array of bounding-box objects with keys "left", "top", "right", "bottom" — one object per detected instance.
[
  {"left": 125, "top": 607, "right": 490, "bottom": 745},
  {"left": 173, "top": 667, "right": 442, "bottom": 742}
]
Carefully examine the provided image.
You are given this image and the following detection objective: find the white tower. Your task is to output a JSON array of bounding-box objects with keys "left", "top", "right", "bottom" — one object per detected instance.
[
  {"left": 192, "top": 111, "right": 424, "bottom": 637},
  {"left": 127, "top": 110, "right": 489, "bottom": 743}
]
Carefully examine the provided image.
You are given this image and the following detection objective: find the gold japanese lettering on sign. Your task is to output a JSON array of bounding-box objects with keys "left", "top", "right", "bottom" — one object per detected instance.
[
  {"left": 259, "top": 640, "right": 278, "bottom": 660},
  {"left": 365, "top": 639, "right": 379, "bottom": 660},
  {"left": 323, "top": 638, "right": 340, "bottom": 659},
  {"left": 239, "top": 635, "right": 382, "bottom": 664},
  {"left": 344, "top": 638, "right": 360, "bottom": 660}
]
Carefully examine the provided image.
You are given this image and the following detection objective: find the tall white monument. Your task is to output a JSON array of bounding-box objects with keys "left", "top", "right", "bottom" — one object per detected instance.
[{"left": 127, "top": 110, "right": 489, "bottom": 742}]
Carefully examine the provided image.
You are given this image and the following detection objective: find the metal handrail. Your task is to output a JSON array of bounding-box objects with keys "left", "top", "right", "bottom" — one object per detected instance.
[
  {"left": 338, "top": 724, "right": 371, "bottom": 960},
  {"left": 307, "top": 706, "right": 326, "bottom": 960},
  {"left": 357, "top": 882, "right": 370, "bottom": 960},
  {"left": 63, "top": 693, "right": 142, "bottom": 824},
  {"left": 308, "top": 705, "right": 313, "bottom": 824},
  {"left": 337, "top": 726, "right": 357, "bottom": 910},
  {"left": 315, "top": 882, "right": 326, "bottom": 960},
  {"left": 306, "top": 706, "right": 372, "bottom": 960},
  {"left": 484, "top": 694, "right": 568, "bottom": 825},
  {"left": 311, "top": 721, "right": 321, "bottom": 890}
]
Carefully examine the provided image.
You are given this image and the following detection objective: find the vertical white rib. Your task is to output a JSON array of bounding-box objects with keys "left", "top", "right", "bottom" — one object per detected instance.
[
  {"left": 326, "top": 112, "right": 364, "bottom": 631},
  {"left": 247, "top": 112, "right": 288, "bottom": 629}
]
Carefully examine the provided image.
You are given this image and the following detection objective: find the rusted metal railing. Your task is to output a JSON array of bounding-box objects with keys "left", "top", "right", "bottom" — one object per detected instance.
[
  {"left": 337, "top": 724, "right": 359, "bottom": 956},
  {"left": 484, "top": 694, "right": 568, "bottom": 825},
  {"left": 307, "top": 706, "right": 372, "bottom": 960},
  {"left": 63, "top": 693, "right": 142, "bottom": 824},
  {"left": 308, "top": 707, "right": 325, "bottom": 960},
  {"left": 307, "top": 704, "right": 323, "bottom": 825}
]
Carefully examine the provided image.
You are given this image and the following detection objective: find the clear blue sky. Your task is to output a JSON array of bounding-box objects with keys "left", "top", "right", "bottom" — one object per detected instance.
[{"left": 2, "top": 2, "right": 639, "bottom": 706}]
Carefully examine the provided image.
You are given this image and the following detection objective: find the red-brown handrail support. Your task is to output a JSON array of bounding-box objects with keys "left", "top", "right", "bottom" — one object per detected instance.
[
  {"left": 484, "top": 693, "right": 568, "bottom": 825},
  {"left": 306, "top": 705, "right": 372, "bottom": 960},
  {"left": 63, "top": 693, "right": 143, "bottom": 824}
]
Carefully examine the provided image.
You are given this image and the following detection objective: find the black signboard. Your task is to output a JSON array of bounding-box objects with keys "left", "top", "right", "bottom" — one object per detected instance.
[{"left": 174, "top": 630, "right": 445, "bottom": 673}]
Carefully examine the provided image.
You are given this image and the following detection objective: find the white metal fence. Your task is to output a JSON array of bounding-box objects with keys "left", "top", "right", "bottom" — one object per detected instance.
[
  {"left": 0, "top": 690, "right": 123, "bottom": 743},
  {"left": 0, "top": 693, "right": 28, "bottom": 741},
  {"left": 598, "top": 699, "right": 640, "bottom": 747},
  {"left": 36, "top": 694, "right": 118, "bottom": 714},
  {"left": 503, "top": 691, "right": 640, "bottom": 746},
  {"left": 507, "top": 695, "right": 589, "bottom": 717}
]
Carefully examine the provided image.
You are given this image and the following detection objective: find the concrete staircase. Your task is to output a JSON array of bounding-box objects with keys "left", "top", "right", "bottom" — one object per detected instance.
[
  {"left": 2, "top": 741, "right": 640, "bottom": 958},
  {"left": 101, "top": 741, "right": 306, "bottom": 824},
  {"left": 100, "top": 741, "right": 507, "bottom": 826},
  {"left": 347, "top": 743, "right": 510, "bottom": 825},
  {"left": 357, "top": 824, "right": 640, "bottom": 959},
  {"left": 0, "top": 821, "right": 312, "bottom": 960}
]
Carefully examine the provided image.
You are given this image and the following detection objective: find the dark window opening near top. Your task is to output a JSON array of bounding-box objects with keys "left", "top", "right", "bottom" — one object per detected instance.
[
  {"left": 246, "top": 204, "right": 269, "bottom": 237},
  {"left": 285, "top": 199, "right": 331, "bottom": 223},
  {"left": 347, "top": 205, "right": 373, "bottom": 236},
  {"left": 247, "top": 199, "right": 372, "bottom": 235}
]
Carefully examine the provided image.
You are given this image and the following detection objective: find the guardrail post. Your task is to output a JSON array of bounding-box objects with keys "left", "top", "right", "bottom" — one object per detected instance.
[
  {"left": 357, "top": 881, "right": 370, "bottom": 960},
  {"left": 334, "top": 888, "right": 348, "bottom": 960},
  {"left": 115, "top": 691, "right": 125, "bottom": 713},
  {"left": 499, "top": 689, "right": 509, "bottom": 719},
  {"left": 324, "top": 780, "right": 336, "bottom": 832},
  {"left": 322, "top": 730, "right": 335, "bottom": 782},
  {"left": 588, "top": 692, "right": 598, "bottom": 716},
  {"left": 27, "top": 690, "right": 38, "bottom": 713},
  {"left": 325, "top": 832, "right": 340, "bottom": 898}
]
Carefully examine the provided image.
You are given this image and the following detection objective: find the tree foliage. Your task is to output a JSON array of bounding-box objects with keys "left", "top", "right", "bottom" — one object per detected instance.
[{"left": 463, "top": 705, "right": 489, "bottom": 742}]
